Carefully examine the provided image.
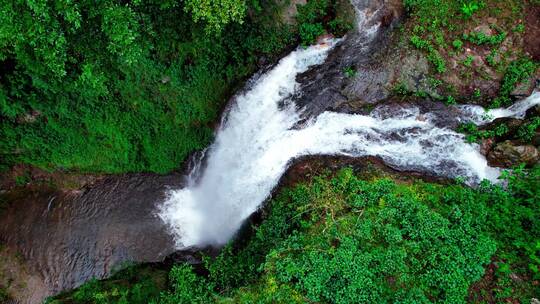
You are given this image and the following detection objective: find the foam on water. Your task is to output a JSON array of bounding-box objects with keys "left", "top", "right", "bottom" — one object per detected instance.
[
  {"left": 457, "top": 92, "right": 540, "bottom": 124},
  {"left": 158, "top": 41, "right": 540, "bottom": 248}
]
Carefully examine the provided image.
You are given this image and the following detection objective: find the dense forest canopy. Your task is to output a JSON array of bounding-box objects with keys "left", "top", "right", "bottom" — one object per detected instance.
[
  {"left": 0, "top": 0, "right": 291, "bottom": 173},
  {"left": 0, "top": 0, "right": 349, "bottom": 174}
]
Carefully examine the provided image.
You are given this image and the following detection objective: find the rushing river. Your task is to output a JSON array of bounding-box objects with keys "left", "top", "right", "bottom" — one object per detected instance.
[{"left": 158, "top": 38, "right": 540, "bottom": 248}]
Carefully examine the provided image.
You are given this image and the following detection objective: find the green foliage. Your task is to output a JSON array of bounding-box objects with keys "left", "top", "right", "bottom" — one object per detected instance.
[
  {"left": 0, "top": 288, "right": 9, "bottom": 303},
  {"left": 296, "top": 0, "right": 329, "bottom": 45},
  {"left": 462, "top": 55, "right": 474, "bottom": 67},
  {"left": 473, "top": 88, "right": 481, "bottom": 98},
  {"left": 14, "top": 174, "right": 30, "bottom": 186},
  {"left": 452, "top": 39, "right": 463, "bottom": 50},
  {"left": 343, "top": 66, "right": 357, "bottom": 78},
  {"left": 158, "top": 264, "right": 214, "bottom": 303},
  {"left": 392, "top": 82, "right": 413, "bottom": 97},
  {"left": 329, "top": 17, "right": 354, "bottom": 37},
  {"left": 517, "top": 117, "right": 540, "bottom": 142},
  {"left": 47, "top": 265, "right": 167, "bottom": 304},
  {"left": 258, "top": 174, "right": 495, "bottom": 303},
  {"left": 460, "top": 1, "right": 482, "bottom": 18},
  {"left": 513, "top": 23, "right": 525, "bottom": 33},
  {"left": 183, "top": 0, "right": 247, "bottom": 33},
  {"left": 458, "top": 122, "right": 509, "bottom": 143},
  {"left": 410, "top": 36, "right": 446, "bottom": 73},
  {"left": 403, "top": 0, "right": 529, "bottom": 98},
  {"left": 492, "top": 57, "right": 538, "bottom": 107},
  {"left": 486, "top": 49, "right": 499, "bottom": 67},
  {"left": 299, "top": 23, "right": 325, "bottom": 46},
  {"left": 0, "top": 0, "right": 294, "bottom": 173},
  {"left": 445, "top": 95, "right": 457, "bottom": 105},
  {"left": 463, "top": 30, "right": 507, "bottom": 46},
  {"left": 296, "top": 0, "right": 352, "bottom": 45}
]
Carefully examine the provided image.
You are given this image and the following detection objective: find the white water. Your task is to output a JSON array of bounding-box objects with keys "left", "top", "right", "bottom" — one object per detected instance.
[
  {"left": 158, "top": 40, "right": 540, "bottom": 248},
  {"left": 458, "top": 92, "right": 540, "bottom": 124}
]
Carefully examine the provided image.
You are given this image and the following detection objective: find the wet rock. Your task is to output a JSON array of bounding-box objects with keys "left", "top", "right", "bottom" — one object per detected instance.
[
  {"left": 526, "top": 104, "right": 540, "bottom": 118},
  {"left": 487, "top": 140, "right": 540, "bottom": 167},
  {"left": 294, "top": 0, "right": 406, "bottom": 117},
  {"left": 510, "top": 77, "right": 537, "bottom": 99},
  {"left": 0, "top": 173, "right": 180, "bottom": 303},
  {"left": 317, "top": 33, "right": 335, "bottom": 44},
  {"left": 480, "top": 138, "right": 495, "bottom": 156},
  {"left": 533, "top": 132, "right": 540, "bottom": 147}
]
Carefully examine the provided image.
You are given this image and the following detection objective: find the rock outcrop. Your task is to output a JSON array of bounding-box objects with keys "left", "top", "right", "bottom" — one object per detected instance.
[
  {"left": 487, "top": 140, "right": 540, "bottom": 168},
  {"left": 0, "top": 174, "right": 179, "bottom": 303}
]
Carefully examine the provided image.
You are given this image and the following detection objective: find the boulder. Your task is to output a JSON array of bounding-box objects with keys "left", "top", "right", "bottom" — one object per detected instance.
[
  {"left": 487, "top": 140, "right": 539, "bottom": 167},
  {"left": 480, "top": 138, "right": 495, "bottom": 156},
  {"left": 473, "top": 24, "right": 493, "bottom": 36},
  {"left": 510, "top": 77, "right": 536, "bottom": 100}
]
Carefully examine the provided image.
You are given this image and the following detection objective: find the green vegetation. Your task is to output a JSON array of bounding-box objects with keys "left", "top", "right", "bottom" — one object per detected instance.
[
  {"left": 452, "top": 39, "right": 463, "bottom": 50},
  {"left": 410, "top": 35, "right": 446, "bottom": 73},
  {"left": 50, "top": 166, "right": 540, "bottom": 303},
  {"left": 183, "top": 0, "right": 246, "bottom": 33},
  {"left": 458, "top": 122, "right": 509, "bottom": 143},
  {"left": 48, "top": 265, "right": 168, "bottom": 304},
  {"left": 0, "top": 287, "right": 9, "bottom": 303},
  {"left": 402, "top": 0, "right": 539, "bottom": 153},
  {"left": 0, "top": 0, "right": 353, "bottom": 175},
  {"left": 460, "top": 1, "right": 482, "bottom": 18},
  {"left": 492, "top": 58, "right": 538, "bottom": 108},
  {"left": 463, "top": 30, "right": 507, "bottom": 46},
  {"left": 343, "top": 66, "right": 357, "bottom": 78},
  {"left": 517, "top": 117, "right": 540, "bottom": 142},
  {"left": 296, "top": 0, "right": 353, "bottom": 45},
  {"left": 402, "top": 0, "right": 538, "bottom": 107},
  {"left": 0, "top": 0, "right": 298, "bottom": 174}
]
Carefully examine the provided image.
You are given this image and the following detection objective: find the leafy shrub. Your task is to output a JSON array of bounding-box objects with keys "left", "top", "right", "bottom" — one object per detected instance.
[
  {"left": 296, "top": 0, "right": 353, "bottom": 45},
  {"left": 410, "top": 36, "right": 446, "bottom": 73},
  {"left": 329, "top": 17, "right": 353, "bottom": 37},
  {"left": 462, "top": 55, "right": 474, "bottom": 67},
  {"left": 0, "top": 1, "right": 294, "bottom": 173},
  {"left": 47, "top": 265, "right": 166, "bottom": 304},
  {"left": 513, "top": 23, "right": 525, "bottom": 33},
  {"left": 458, "top": 122, "right": 509, "bottom": 142},
  {"left": 299, "top": 23, "right": 325, "bottom": 45},
  {"left": 517, "top": 117, "right": 540, "bottom": 142},
  {"left": 0, "top": 288, "right": 10, "bottom": 303},
  {"left": 492, "top": 58, "right": 538, "bottom": 107},
  {"left": 463, "top": 30, "right": 507, "bottom": 45},
  {"left": 446, "top": 95, "right": 457, "bottom": 105},
  {"left": 158, "top": 265, "right": 213, "bottom": 303},
  {"left": 452, "top": 39, "right": 463, "bottom": 50},
  {"left": 460, "top": 1, "right": 481, "bottom": 18}
]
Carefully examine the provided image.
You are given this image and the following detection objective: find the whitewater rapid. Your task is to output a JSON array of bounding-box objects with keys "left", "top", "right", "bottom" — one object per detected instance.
[{"left": 158, "top": 40, "right": 540, "bottom": 248}]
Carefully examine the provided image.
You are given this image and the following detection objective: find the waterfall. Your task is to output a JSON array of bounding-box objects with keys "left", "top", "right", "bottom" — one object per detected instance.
[{"left": 158, "top": 38, "right": 540, "bottom": 248}]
